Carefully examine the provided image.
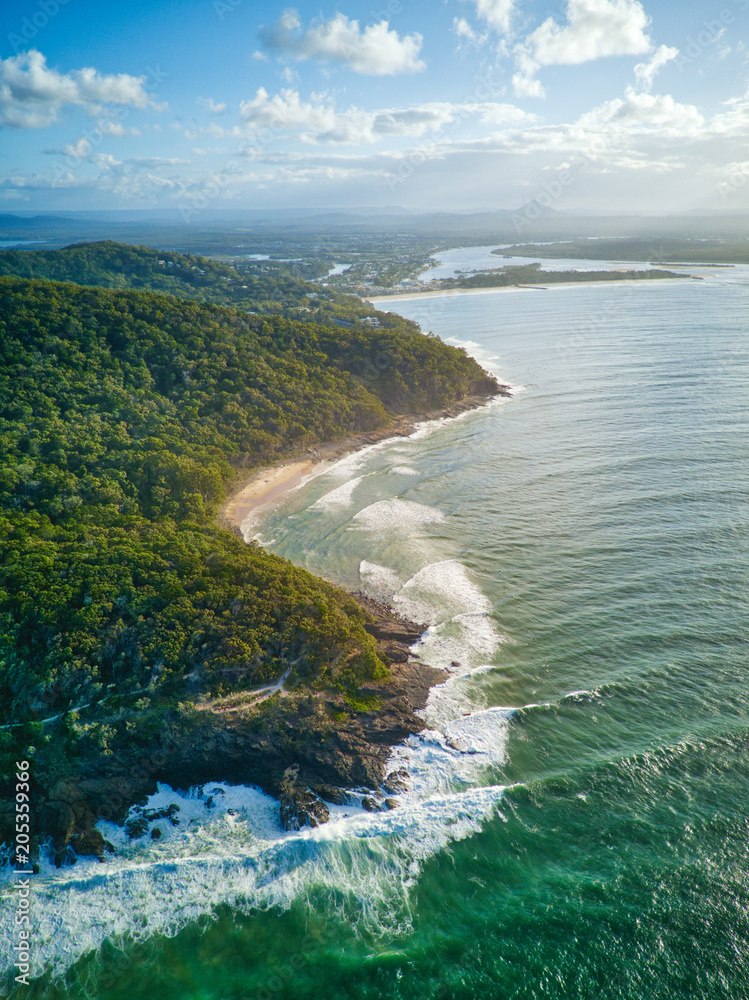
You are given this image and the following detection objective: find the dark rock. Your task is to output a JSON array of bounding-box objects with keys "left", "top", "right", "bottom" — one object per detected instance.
[
  {"left": 144, "top": 803, "right": 181, "bottom": 825},
  {"left": 382, "top": 768, "right": 410, "bottom": 794},
  {"left": 279, "top": 765, "right": 330, "bottom": 830},
  {"left": 150, "top": 827, "right": 162, "bottom": 840},
  {"left": 376, "top": 640, "right": 411, "bottom": 663},
  {"left": 69, "top": 828, "right": 107, "bottom": 858},
  {"left": 124, "top": 816, "right": 149, "bottom": 839},
  {"left": 16, "top": 596, "right": 449, "bottom": 859},
  {"left": 313, "top": 785, "right": 348, "bottom": 805},
  {"left": 384, "top": 799, "right": 398, "bottom": 810},
  {"left": 280, "top": 788, "right": 329, "bottom": 830},
  {"left": 361, "top": 797, "right": 381, "bottom": 812}
]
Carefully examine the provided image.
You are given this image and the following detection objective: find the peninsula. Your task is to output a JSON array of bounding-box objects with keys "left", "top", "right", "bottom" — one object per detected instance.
[{"left": 0, "top": 242, "right": 507, "bottom": 862}]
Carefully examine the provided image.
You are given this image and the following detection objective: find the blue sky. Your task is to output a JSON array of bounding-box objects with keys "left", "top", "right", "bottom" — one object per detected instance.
[{"left": 1, "top": 0, "right": 748, "bottom": 214}]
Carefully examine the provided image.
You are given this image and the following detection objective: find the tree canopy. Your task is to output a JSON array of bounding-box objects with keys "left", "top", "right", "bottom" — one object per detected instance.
[{"left": 0, "top": 258, "right": 496, "bottom": 741}]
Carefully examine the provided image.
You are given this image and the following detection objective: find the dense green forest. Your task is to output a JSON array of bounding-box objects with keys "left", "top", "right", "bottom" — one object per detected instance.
[
  {"left": 448, "top": 262, "right": 688, "bottom": 289},
  {"left": 493, "top": 238, "right": 748, "bottom": 264},
  {"left": 0, "top": 266, "right": 497, "bottom": 780},
  {"left": 0, "top": 240, "right": 371, "bottom": 320}
]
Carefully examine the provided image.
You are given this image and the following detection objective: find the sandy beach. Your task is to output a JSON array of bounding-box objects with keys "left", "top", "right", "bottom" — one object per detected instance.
[
  {"left": 367, "top": 275, "right": 695, "bottom": 306},
  {"left": 220, "top": 392, "right": 508, "bottom": 532},
  {"left": 221, "top": 460, "right": 320, "bottom": 529}
]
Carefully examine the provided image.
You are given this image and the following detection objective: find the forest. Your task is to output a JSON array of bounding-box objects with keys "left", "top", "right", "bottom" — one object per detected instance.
[
  {"left": 449, "top": 262, "right": 688, "bottom": 289},
  {"left": 0, "top": 246, "right": 498, "bottom": 799},
  {"left": 0, "top": 240, "right": 373, "bottom": 319}
]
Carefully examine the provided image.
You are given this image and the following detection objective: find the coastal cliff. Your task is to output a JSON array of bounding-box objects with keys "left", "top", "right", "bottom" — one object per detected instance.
[{"left": 15, "top": 597, "right": 446, "bottom": 861}]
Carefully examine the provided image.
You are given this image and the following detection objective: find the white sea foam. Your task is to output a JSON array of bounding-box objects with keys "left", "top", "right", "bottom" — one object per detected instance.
[
  {"left": 445, "top": 337, "right": 502, "bottom": 373},
  {"left": 359, "top": 560, "right": 404, "bottom": 601},
  {"left": 407, "top": 392, "right": 511, "bottom": 443},
  {"left": 411, "top": 612, "right": 504, "bottom": 672},
  {"left": 390, "top": 465, "right": 419, "bottom": 476},
  {"left": 388, "top": 707, "right": 511, "bottom": 799},
  {"left": 320, "top": 435, "right": 413, "bottom": 481},
  {"left": 0, "top": 772, "right": 508, "bottom": 981},
  {"left": 353, "top": 498, "right": 445, "bottom": 533},
  {"left": 310, "top": 475, "right": 365, "bottom": 511},
  {"left": 393, "top": 560, "right": 491, "bottom": 624},
  {"left": 423, "top": 664, "right": 499, "bottom": 729}
]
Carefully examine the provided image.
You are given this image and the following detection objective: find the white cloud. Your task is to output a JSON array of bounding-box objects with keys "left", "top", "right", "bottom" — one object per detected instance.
[
  {"left": 453, "top": 17, "right": 479, "bottom": 43},
  {"left": 527, "top": 0, "right": 652, "bottom": 67},
  {"left": 703, "top": 91, "right": 749, "bottom": 136},
  {"left": 240, "top": 88, "right": 338, "bottom": 134},
  {"left": 238, "top": 88, "right": 533, "bottom": 145},
  {"left": 98, "top": 120, "right": 125, "bottom": 136},
  {"left": 634, "top": 44, "right": 679, "bottom": 91},
  {"left": 62, "top": 137, "right": 91, "bottom": 158},
  {"left": 0, "top": 49, "right": 158, "bottom": 128},
  {"left": 460, "top": 0, "right": 516, "bottom": 34},
  {"left": 512, "top": 50, "right": 546, "bottom": 98},
  {"left": 197, "top": 97, "right": 228, "bottom": 114},
  {"left": 129, "top": 156, "right": 192, "bottom": 167},
  {"left": 91, "top": 153, "right": 122, "bottom": 169},
  {"left": 513, "top": 0, "right": 652, "bottom": 98},
  {"left": 475, "top": 103, "right": 537, "bottom": 126},
  {"left": 579, "top": 88, "right": 705, "bottom": 132},
  {"left": 258, "top": 9, "right": 425, "bottom": 75}
]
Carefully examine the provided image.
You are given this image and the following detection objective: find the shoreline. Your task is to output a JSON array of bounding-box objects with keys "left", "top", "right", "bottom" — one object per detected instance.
[
  {"left": 220, "top": 390, "right": 510, "bottom": 532},
  {"left": 366, "top": 274, "right": 697, "bottom": 304},
  {"left": 18, "top": 390, "right": 511, "bottom": 861}
]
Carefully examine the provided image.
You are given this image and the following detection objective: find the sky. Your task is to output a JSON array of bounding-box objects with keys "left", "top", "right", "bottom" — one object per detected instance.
[{"left": 1, "top": 0, "right": 748, "bottom": 216}]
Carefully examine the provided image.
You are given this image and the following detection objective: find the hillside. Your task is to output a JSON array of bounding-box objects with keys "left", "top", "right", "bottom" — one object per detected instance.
[
  {"left": 0, "top": 273, "right": 500, "bottom": 857},
  {"left": 0, "top": 240, "right": 365, "bottom": 319}
]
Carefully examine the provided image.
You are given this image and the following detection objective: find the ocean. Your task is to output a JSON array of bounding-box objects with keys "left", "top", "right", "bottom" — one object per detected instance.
[{"left": 4, "top": 250, "right": 749, "bottom": 998}]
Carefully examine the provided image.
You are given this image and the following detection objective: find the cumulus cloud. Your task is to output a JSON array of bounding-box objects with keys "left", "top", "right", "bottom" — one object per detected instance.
[
  {"left": 61, "top": 137, "right": 91, "bottom": 158},
  {"left": 453, "top": 17, "right": 479, "bottom": 44},
  {"left": 197, "top": 97, "right": 228, "bottom": 114},
  {"left": 238, "top": 88, "right": 533, "bottom": 144},
  {"left": 0, "top": 49, "right": 158, "bottom": 128},
  {"left": 258, "top": 9, "right": 425, "bottom": 75},
  {"left": 634, "top": 44, "right": 679, "bottom": 91},
  {"left": 460, "top": 0, "right": 516, "bottom": 34},
  {"left": 578, "top": 88, "right": 705, "bottom": 132},
  {"left": 527, "top": 0, "right": 652, "bottom": 66},
  {"left": 512, "top": 0, "right": 652, "bottom": 97},
  {"left": 239, "top": 88, "right": 337, "bottom": 134},
  {"left": 512, "top": 51, "right": 546, "bottom": 98}
]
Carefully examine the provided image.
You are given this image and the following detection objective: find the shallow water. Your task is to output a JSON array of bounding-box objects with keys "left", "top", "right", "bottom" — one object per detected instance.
[{"left": 4, "top": 255, "right": 749, "bottom": 999}]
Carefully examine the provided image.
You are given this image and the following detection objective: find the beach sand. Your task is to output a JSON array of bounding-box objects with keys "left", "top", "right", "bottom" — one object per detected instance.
[
  {"left": 221, "top": 460, "right": 319, "bottom": 529},
  {"left": 367, "top": 275, "right": 694, "bottom": 305},
  {"left": 220, "top": 392, "right": 509, "bottom": 532}
]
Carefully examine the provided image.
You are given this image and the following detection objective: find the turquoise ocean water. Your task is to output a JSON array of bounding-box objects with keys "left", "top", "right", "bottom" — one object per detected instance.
[{"left": 4, "top": 251, "right": 749, "bottom": 998}]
